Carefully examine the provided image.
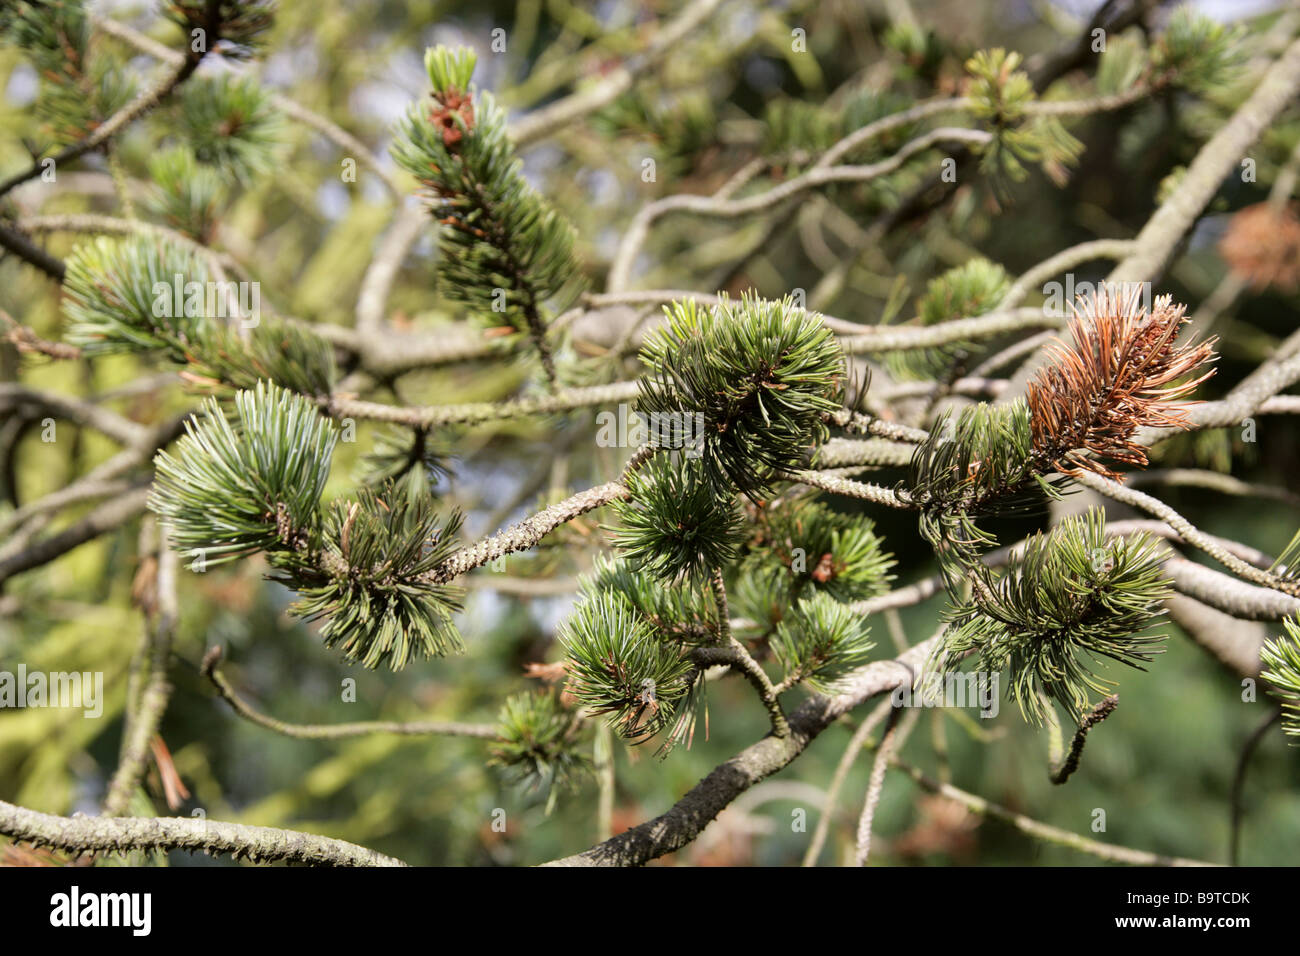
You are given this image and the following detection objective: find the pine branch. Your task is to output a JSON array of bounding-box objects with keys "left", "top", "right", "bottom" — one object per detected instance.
[
  {"left": 941, "top": 510, "right": 1169, "bottom": 723},
  {"left": 200, "top": 646, "right": 496, "bottom": 739},
  {"left": 393, "top": 46, "right": 580, "bottom": 385},
  {"left": 0, "top": 798, "right": 406, "bottom": 867},
  {"left": 886, "top": 757, "right": 1217, "bottom": 867},
  {"left": 0, "top": 0, "right": 237, "bottom": 199},
  {"left": 1027, "top": 285, "right": 1217, "bottom": 480}
]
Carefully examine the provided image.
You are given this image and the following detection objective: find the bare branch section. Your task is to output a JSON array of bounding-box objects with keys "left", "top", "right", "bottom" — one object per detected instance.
[
  {"left": 202, "top": 647, "right": 499, "bottom": 740},
  {"left": 889, "top": 759, "right": 1217, "bottom": 867},
  {"left": 1049, "top": 695, "right": 1119, "bottom": 785},
  {"left": 0, "top": 799, "right": 406, "bottom": 867}
]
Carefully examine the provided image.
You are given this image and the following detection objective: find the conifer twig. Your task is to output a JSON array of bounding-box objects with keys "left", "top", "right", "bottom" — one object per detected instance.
[
  {"left": 201, "top": 647, "right": 499, "bottom": 740},
  {"left": 0, "top": 2, "right": 217, "bottom": 200},
  {"left": 887, "top": 758, "right": 1217, "bottom": 867},
  {"left": 102, "top": 542, "right": 178, "bottom": 817},
  {"left": 1049, "top": 695, "right": 1119, "bottom": 785},
  {"left": 89, "top": 12, "right": 407, "bottom": 198},
  {"left": 854, "top": 704, "right": 901, "bottom": 866}
]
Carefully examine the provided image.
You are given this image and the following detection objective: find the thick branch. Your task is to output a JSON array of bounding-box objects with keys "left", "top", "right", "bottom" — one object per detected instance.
[{"left": 0, "top": 799, "right": 405, "bottom": 867}]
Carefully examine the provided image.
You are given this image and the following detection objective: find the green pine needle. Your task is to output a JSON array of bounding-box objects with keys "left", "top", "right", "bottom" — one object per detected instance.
[
  {"left": 63, "top": 234, "right": 211, "bottom": 358},
  {"left": 145, "top": 146, "right": 228, "bottom": 242},
  {"left": 736, "top": 499, "right": 894, "bottom": 629},
  {"left": 62, "top": 234, "right": 335, "bottom": 394},
  {"left": 149, "top": 381, "right": 336, "bottom": 566},
  {"left": 1260, "top": 617, "right": 1300, "bottom": 741},
  {"left": 2, "top": 0, "right": 134, "bottom": 149},
  {"left": 286, "top": 483, "right": 466, "bottom": 670},
  {"left": 610, "top": 453, "right": 745, "bottom": 584},
  {"left": 638, "top": 293, "right": 846, "bottom": 499},
  {"left": 902, "top": 398, "right": 1067, "bottom": 578},
  {"left": 581, "top": 555, "right": 719, "bottom": 645},
  {"left": 886, "top": 258, "right": 1011, "bottom": 381},
  {"left": 175, "top": 73, "right": 283, "bottom": 181},
  {"left": 941, "top": 509, "right": 1169, "bottom": 723},
  {"left": 488, "top": 691, "right": 591, "bottom": 810},
  {"left": 1152, "top": 7, "right": 1244, "bottom": 93},
  {"left": 392, "top": 45, "right": 580, "bottom": 367},
  {"left": 771, "top": 590, "right": 876, "bottom": 694},
  {"left": 561, "top": 590, "right": 694, "bottom": 744}
]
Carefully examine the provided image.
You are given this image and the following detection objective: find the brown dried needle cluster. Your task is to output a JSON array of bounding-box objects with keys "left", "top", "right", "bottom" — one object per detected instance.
[{"left": 1027, "top": 285, "right": 1218, "bottom": 480}]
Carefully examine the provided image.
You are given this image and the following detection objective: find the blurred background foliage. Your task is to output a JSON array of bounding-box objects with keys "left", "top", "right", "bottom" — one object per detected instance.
[{"left": 1, "top": 0, "right": 1299, "bottom": 866}]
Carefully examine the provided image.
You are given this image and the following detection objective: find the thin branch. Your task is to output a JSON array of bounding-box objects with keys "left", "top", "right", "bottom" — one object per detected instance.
[
  {"left": 1072, "top": 470, "right": 1300, "bottom": 596},
  {"left": 102, "top": 543, "right": 178, "bottom": 817},
  {"left": 327, "top": 380, "right": 641, "bottom": 427},
  {"left": 423, "top": 446, "right": 654, "bottom": 584},
  {"left": 0, "top": 487, "right": 150, "bottom": 586},
  {"left": 201, "top": 646, "right": 499, "bottom": 740},
  {"left": 0, "top": 383, "right": 150, "bottom": 446},
  {"left": 801, "top": 698, "right": 894, "bottom": 866},
  {"left": 355, "top": 202, "right": 427, "bottom": 335},
  {"left": 19, "top": 213, "right": 246, "bottom": 275},
  {"left": 854, "top": 704, "right": 901, "bottom": 865},
  {"left": 0, "top": 16, "right": 210, "bottom": 200},
  {"left": 1049, "top": 694, "right": 1119, "bottom": 785},
  {"left": 607, "top": 128, "right": 991, "bottom": 291},
  {"left": 1229, "top": 707, "right": 1282, "bottom": 866},
  {"left": 90, "top": 13, "right": 406, "bottom": 199},
  {"left": 0, "top": 220, "right": 67, "bottom": 280},
  {"left": 788, "top": 469, "right": 916, "bottom": 509},
  {"left": 0, "top": 307, "right": 82, "bottom": 359},
  {"left": 888, "top": 758, "right": 1218, "bottom": 866},
  {"left": 508, "top": 0, "right": 729, "bottom": 148},
  {"left": 838, "top": 307, "right": 1065, "bottom": 355},
  {"left": 828, "top": 408, "right": 930, "bottom": 444},
  {"left": 999, "top": 238, "right": 1137, "bottom": 309},
  {"left": 708, "top": 569, "right": 790, "bottom": 738}
]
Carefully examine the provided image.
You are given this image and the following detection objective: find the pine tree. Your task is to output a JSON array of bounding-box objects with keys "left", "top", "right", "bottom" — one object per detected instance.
[{"left": 0, "top": 0, "right": 1295, "bottom": 872}]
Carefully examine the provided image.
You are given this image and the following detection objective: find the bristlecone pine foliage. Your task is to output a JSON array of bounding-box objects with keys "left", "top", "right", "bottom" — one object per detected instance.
[
  {"left": 4, "top": 0, "right": 1291, "bottom": 851},
  {"left": 392, "top": 47, "right": 580, "bottom": 385}
]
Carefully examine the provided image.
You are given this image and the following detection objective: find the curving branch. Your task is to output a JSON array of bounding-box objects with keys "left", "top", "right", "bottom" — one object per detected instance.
[
  {"left": 888, "top": 758, "right": 1217, "bottom": 867},
  {"left": 202, "top": 646, "right": 499, "bottom": 740}
]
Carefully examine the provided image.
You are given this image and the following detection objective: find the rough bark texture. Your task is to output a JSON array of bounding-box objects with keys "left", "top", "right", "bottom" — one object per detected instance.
[{"left": 542, "top": 637, "right": 935, "bottom": 866}]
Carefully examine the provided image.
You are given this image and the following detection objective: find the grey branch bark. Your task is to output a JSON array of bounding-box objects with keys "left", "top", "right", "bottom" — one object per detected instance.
[
  {"left": 0, "top": 799, "right": 406, "bottom": 867},
  {"left": 542, "top": 636, "right": 937, "bottom": 866}
]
